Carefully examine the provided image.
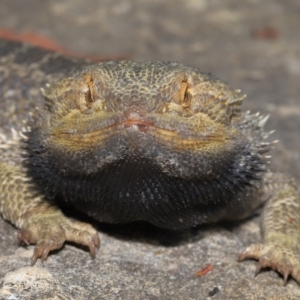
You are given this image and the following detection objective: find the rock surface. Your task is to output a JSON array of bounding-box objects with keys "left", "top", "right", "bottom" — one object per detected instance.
[{"left": 0, "top": 0, "right": 300, "bottom": 299}]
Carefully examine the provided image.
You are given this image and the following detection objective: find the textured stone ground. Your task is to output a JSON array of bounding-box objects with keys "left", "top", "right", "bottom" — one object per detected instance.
[{"left": 0, "top": 0, "right": 299, "bottom": 299}]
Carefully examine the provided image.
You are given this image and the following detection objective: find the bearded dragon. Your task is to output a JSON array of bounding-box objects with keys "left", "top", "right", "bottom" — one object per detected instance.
[{"left": 0, "top": 39, "right": 299, "bottom": 284}]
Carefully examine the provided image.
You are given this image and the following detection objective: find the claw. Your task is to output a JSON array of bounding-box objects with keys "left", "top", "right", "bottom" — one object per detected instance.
[
  {"left": 88, "top": 241, "right": 97, "bottom": 258},
  {"left": 283, "top": 271, "right": 290, "bottom": 286},
  {"left": 238, "top": 248, "right": 250, "bottom": 261},
  {"left": 41, "top": 245, "right": 51, "bottom": 262},
  {"left": 255, "top": 263, "right": 262, "bottom": 276},
  {"left": 238, "top": 244, "right": 262, "bottom": 262},
  {"left": 86, "top": 233, "right": 100, "bottom": 258},
  {"left": 18, "top": 229, "right": 31, "bottom": 245},
  {"left": 94, "top": 233, "right": 100, "bottom": 249},
  {"left": 31, "top": 249, "right": 39, "bottom": 266},
  {"left": 278, "top": 261, "right": 292, "bottom": 285}
]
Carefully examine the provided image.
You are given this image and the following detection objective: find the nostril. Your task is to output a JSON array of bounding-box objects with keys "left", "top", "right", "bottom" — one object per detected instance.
[
  {"left": 122, "top": 109, "right": 153, "bottom": 132},
  {"left": 123, "top": 108, "right": 144, "bottom": 121},
  {"left": 126, "top": 111, "right": 142, "bottom": 120}
]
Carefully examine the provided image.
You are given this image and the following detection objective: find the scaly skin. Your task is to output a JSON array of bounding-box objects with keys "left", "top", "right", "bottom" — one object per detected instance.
[{"left": 0, "top": 39, "right": 299, "bottom": 284}]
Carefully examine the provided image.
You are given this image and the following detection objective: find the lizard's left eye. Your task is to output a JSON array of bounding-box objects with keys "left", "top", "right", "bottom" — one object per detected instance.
[
  {"left": 179, "top": 80, "right": 191, "bottom": 108},
  {"left": 84, "top": 76, "right": 95, "bottom": 108}
]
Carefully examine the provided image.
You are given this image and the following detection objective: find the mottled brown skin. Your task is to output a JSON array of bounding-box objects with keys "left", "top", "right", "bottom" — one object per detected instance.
[{"left": 0, "top": 40, "right": 300, "bottom": 284}]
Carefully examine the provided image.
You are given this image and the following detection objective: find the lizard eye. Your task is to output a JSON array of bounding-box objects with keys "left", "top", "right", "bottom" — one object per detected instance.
[
  {"left": 179, "top": 80, "right": 191, "bottom": 108},
  {"left": 84, "top": 76, "right": 95, "bottom": 108}
]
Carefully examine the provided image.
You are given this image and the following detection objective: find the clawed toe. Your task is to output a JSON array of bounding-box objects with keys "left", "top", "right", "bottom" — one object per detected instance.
[
  {"left": 239, "top": 243, "right": 300, "bottom": 285},
  {"left": 31, "top": 241, "right": 63, "bottom": 265},
  {"left": 17, "top": 207, "right": 100, "bottom": 265}
]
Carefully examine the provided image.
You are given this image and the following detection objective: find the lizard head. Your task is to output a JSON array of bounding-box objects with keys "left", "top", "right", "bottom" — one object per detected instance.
[
  {"left": 25, "top": 61, "right": 269, "bottom": 229},
  {"left": 30, "top": 61, "right": 248, "bottom": 177}
]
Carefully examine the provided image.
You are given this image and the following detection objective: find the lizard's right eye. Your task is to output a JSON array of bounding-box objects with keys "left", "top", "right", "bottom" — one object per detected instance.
[{"left": 179, "top": 80, "right": 191, "bottom": 108}]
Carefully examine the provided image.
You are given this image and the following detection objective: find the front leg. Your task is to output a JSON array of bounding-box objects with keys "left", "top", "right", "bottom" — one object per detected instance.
[
  {"left": 18, "top": 202, "right": 100, "bottom": 265},
  {"left": 0, "top": 134, "right": 100, "bottom": 264},
  {"left": 238, "top": 173, "right": 300, "bottom": 284}
]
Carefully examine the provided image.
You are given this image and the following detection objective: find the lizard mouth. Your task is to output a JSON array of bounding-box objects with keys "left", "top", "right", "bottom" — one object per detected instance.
[
  {"left": 49, "top": 108, "right": 229, "bottom": 154},
  {"left": 121, "top": 119, "right": 154, "bottom": 133}
]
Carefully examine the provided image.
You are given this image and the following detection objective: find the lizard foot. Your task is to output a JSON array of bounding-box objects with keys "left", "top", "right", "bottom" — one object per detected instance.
[
  {"left": 238, "top": 236, "right": 300, "bottom": 285},
  {"left": 18, "top": 204, "right": 100, "bottom": 265}
]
